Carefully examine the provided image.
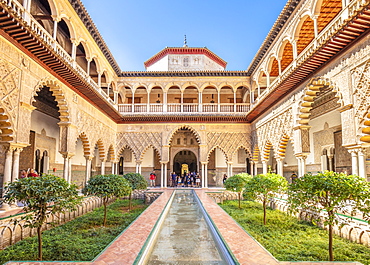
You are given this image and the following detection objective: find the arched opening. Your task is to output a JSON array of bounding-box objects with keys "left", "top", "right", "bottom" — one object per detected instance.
[
  {"left": 219, "top": 86, "right": 234, "bottom": 112},
  {"left": 170, "top": 127, "right": 200, "bottom": 182},
  {"left": 202, "top": 86, "right": 218, "bottom": 112},
  {"left": 234, "top": 147, "right": 251, "bottom": 175},
  {"left": 30, "top": 0, "right": 53, "bottom": 35},
  {"left": 173, "top": 150, "right": 197, "bottom": 175},
  {"left": 20, "top": 86, "right": 62, "bottom": 177},
  {"left": 299, "top": 80, "right": 349, "bottom": 174},
  {"left": 70, "top": 137, "right": 86, "bottom": 187},
  {"left": 296, "top": 16, "right": 315, "bottom": 55},
  {"left": 183, "top": 86, "right": 198, "bottom": 112},
  {"left": 236, "top": 86, "right": 249, "bottom": 112},
  {"left": 89, "top": 58, "right": 99, "bottom": 83},
  {"left": 167, "top": 86, "right": 181, "bottom": 112},
  {"left": 269, "top": 57, "right": 279, "bottom": 79},
  {"left": 134, "top": 87, "right": 147, "bottom": 112},
  {"left": 100, "top": 71, "right": 108, "bottom": 90},
  {"left": 207, "top": 147, "right": 227, "bottom": 187},
  {"left": 76, "top": 42, "right": 88, "bottom": 72},
  {"left": 280, "top": 41, "right": 293, "bottom": 72},
  {"left": 118, "top": 147, "right": 135, "bottom": 175},
  {"left": 150, "top": 86, "right": 163, "bottom": 112},
  {"left": 56, "top": 19, "right": 73, "bottom": 56},
  {"left": 316, "top": 0, "right": 342, "bottom": 33}
]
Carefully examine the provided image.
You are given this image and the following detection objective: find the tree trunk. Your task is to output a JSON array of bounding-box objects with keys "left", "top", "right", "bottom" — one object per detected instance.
[
  {"left": 329, "top": 217, "right": 334, "bottom": 261},
  {"left": 129, "top": 191, "right": 132, "bottom": 211},
  {"left": 238, "top": 192, "right": 241, "bottom": 209},
  {"left": 103, "top": 199, "right": 107, "bottom": 227},
  {"left": 263, "top": 199, "right": 267, "bottom": 225},
  {"left": 37, "top": 226, "right": 42, "bottom": 260}
]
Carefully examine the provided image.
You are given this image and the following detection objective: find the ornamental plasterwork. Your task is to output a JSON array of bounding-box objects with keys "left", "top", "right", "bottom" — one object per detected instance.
[
  {"left": 256, "top": 108, "right": 293, "bottom": 155},
  {"left": 351, "top": 59, "right": 370, "bottom": 128},
  {"left": 0, "top": 58, "right": 20, "bottom": 137},
  {"left": 116, "top": 132, "right": 162, "bottom": 162},
  {"left": 76, "top": 110, "right": 114, "bottom": 155},
  {"left": 206, "top": 132, "right": 251, "bottom": 161}
]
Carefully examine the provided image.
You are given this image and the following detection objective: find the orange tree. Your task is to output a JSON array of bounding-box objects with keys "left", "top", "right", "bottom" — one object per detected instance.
[
  {"left": 243, "top": 173, "right": 287, "bottom": 225},
  {"left": 224, "top": 173, "right": 252, "bottom": 209},
  {"left": 288, "top": 171, "right": 370, "bottom": 261},
  {"left": 123, "top": 172, "right": 148, "bottom": 211},
  {"left": 83, "top": 174, "right": 131, "bottom": 226},
  {"left": 3, "top": 174, "right": 82, "bottom": 260}
]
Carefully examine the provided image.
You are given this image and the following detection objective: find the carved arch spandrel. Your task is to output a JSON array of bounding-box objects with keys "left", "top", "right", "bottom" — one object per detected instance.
[
  {"left": 297, "top": 77, "right": 343, "bottom": 125},
  {"left": 116, "top": 132, "right": 162, "bottom": 162},
  {"left": 0, "top": 58, "right": 21, "bottom": 142},
  {"left": 206, "top": 132, "right": 251, "bottom": 162},
  {"left": 167, "top": 125, "right": 202, "bottom": 145},
  {"left": 33, "top": 78, "right": 71, "bottom": 123}
]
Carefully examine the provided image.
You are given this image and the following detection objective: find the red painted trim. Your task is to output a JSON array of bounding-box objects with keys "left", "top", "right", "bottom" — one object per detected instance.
[{"left": 144, "top": 47, "right": 227, "bottom": 68}]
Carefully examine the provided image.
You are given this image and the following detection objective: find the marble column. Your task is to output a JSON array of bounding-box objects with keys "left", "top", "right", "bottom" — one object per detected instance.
[
  {"left": 262, "top": 161, "right": 268, "bottom": 174},
  {"left": 204, "top": 163, "right": 208, "bottom": 188},
  {"left": 276, "top": 157, "right": 284, "bottom": 176},
  {"left": 12, "top": 148, "right": 22, "bottom": 182},
  {"left": 1, "top": 147, "right": 14, "bottom": 210},
  {"left": 160, "top": 163, "right": 164, "bottom": 188},
  {"left": 101, "top": 161, "right": 105, "bottom": 175},
  {"left": 85, "top": 156, "right": 92, "bottom": 184},
  {"left": 63, "top": 154, "right": 69, "bottom": 180},
  {"left": 358, "top": 149, "right": 366, "bottom": 179},
  {"left": 350, "top": 150, "right": 359, "bottom": 176}
]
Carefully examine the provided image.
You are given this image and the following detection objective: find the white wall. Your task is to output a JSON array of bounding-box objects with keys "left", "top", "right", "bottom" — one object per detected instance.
[
  {"left": 146, "top": 55, "right": 169, "bottom": 71},
  {"left": 142, "top": 147, "right": 154, "bottom": 167},
  {"left": 215, "top": 148, "right": 227, "bottom": 167},
  {"left": 307, "top": 109, "right": 341, "bottom": 164},
  {"left": 31, "top": 110, "right": 63, "bottom": 164},
  {"left": 284, "top": 141, "right": 297, "bottom": 166},
  {"left": 71, "top": 138, "right": 85, "bottom": 166}
]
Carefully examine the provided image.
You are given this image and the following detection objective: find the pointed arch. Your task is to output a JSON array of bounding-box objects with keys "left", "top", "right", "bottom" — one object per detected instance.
[
  {"left": 167, "top": 125, "right": 202, "bottom": 145},
  {"left": 207, "top": 145, "right": 229, "bottom": 162},
  {"left": 200, "top": 83, "right": 218, "bottom": 92},
  {"left": 0, "top": 107, "right": 14, "bottom": 143},
  {"left": 95, "top": 139, "right": 105, "bottom": 161},
  {"left": 252, "top": 146, "right": 259, "bottom": 163},
  {"left": 262, "top": 141, "right": 273, "bottom": 161},
  {"left": 118, "top": 144, "right": 138, "bottom": 161},
  {"left": 33, "top": 79, "right": 70, "bottom": 122},
  {"left": 297, "top": 77, "right": 343, "bottom": 125},
  {"left": 78, "top": 132, "right": 91, "bottom": 157},
  {"left": 277, "top": 134, "right": 290, "bottom": 158},
  {"left": 233, "top": 145, "right": 252, "bottom": 160},
  {"left": 107, "top": 144, "right": 116, "bottom": 162},
  {"left": 140, "top": 145, "right": 161, "bottom": 161}
]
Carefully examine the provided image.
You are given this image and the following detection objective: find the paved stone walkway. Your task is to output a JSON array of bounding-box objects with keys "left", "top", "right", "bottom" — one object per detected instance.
[{"left": 5, "top": 189, "right": 364, "bottom": 265}]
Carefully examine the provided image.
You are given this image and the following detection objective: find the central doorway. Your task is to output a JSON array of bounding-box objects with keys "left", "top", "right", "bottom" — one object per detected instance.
[{"left": 173, "top": 150, "right": 197, "bottom": 175}]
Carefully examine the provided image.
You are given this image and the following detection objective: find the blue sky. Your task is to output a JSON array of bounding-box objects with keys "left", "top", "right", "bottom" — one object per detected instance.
[{"left": 83, "top": 0, "right": 287, "bottom": 71}]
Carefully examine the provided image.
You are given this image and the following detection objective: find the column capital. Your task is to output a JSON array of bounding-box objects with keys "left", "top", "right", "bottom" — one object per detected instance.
[
  {"left": 200, "top": 161, "right": 208, "bottom": 165},
  {"left": 160, "top": 161, "right": 169, "bottom": 164},
  {"left": 227, "top": 161, "right": 233, "bottom": 165},
  {"left": 61, "top": 152, "right": 74, "bottom": 159},
  {"left": 84, "top": 155, "right": 94, "bottom": 161}
]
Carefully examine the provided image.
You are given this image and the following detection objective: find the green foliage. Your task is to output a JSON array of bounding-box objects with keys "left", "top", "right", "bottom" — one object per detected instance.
[
  {"left": 224, "top": 173, "right": 252, "bottom": 209},
  {"left": 288, "top": 171, "right": 370, "bottom": 261},
  {"left": 0, "top": 199, "right": 147, "bottom": 263},
  {"left": 224, "top": 173, "right": 252, "bottom": 193},
  {"left": 83, "top": 174, "right": 131, "bottom": 226},
  {"left": 220, "top": 200, "right": 370, "bottom": 265},
  {"left": 83, "top": 174, "right": 132, "bottom": 200},
  {"left": 3, "top": 174, "right": 83, "bottom": 260},
  {"left": 123, "top": 172, "right": 148, "bottom": 191},
  {"left": 243, "top": 173, "right": 287, "bottom": 225}
]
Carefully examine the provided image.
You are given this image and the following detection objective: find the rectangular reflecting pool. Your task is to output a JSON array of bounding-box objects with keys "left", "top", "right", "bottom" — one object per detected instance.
[{"left": 141, "top": 190, "right": 231, "bottom": 265}]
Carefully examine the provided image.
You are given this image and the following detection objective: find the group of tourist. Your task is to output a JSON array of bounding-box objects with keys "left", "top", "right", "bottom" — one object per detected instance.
[
  {"left": 19, "top": 168, "right": 39, "bottom": 179},
  {"left": 170, "top": 171, "right": 201, "bottom": 188}
]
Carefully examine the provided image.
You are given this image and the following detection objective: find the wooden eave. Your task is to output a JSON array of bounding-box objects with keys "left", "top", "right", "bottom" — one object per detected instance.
[
  {"left": 246, "top": 6, "right": 370, "bottom": 123},
  {"left": 0, "top": 3, "right": 122, "bottom": 122}
]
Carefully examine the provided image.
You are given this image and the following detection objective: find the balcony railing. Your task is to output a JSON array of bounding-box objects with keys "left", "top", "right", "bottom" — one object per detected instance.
[
  {"left": 3, "top": 0, "right": 116, "bottom": 107},
  {"left": 118, "top": 103, "right": 250, "bottom": 114}
]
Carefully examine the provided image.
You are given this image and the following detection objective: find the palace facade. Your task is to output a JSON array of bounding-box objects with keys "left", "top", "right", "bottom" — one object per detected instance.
[{"left": 1, "top": 0, "right": 370, "bottom": 195}]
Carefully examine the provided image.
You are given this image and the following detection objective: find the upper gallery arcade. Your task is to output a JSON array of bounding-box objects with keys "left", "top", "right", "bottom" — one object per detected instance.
[{"left": 1, "top": 0, "right": 370, "bottom": 191}]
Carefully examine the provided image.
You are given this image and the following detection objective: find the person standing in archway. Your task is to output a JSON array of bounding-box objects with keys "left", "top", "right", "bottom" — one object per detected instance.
[{"left": 149, "top": 170, "right": 156, "bottom": 187}]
